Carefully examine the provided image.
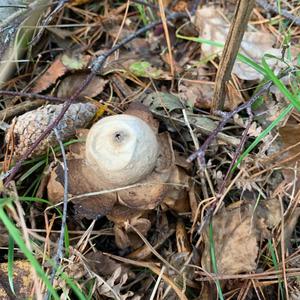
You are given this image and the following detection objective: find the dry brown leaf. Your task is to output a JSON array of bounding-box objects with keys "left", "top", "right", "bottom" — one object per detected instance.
[
  {"left": 32, "top": 53, "right": 91, "bottom": 93},
  {"left": 178, "top": 82, "right": 214, "bottom": 109},
  {"left": 178, "top": 81, "right": 243, "bottom": 110},
  {"left": 85, "top": 251, "right": 131, "bottom": 279},
  {"left": 57, "top": 74, "right": 107, "bottom": 99},
  {"left": 176, "top": 218, "right": 191, "bottom": 253},
  {"left": 173, "top": 0, "right": 188, "bottom": 12},
  {"left": 97, "top": 267, "right": 134, "bottom": 300},
  {"left": 202, "top": 199, "right": 280, "bottom": 274},
  {"left": 202, "top": 204, "right": 258, "bottom": 274},
  {"left": 194, "top": 6, "right": 287, "bottom": 80},
  {"left": 32, "top": 57, "right": 67, "bottom": 93},
  {"left": 108, "top": 206, "right": 151, "bottom": 249},
  {"left": 278, "top": 121, "right": 300, "bottom": 190}
]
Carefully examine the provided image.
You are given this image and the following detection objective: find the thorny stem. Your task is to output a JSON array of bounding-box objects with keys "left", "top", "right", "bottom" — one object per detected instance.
[{"left": 4, "top": 11, "right": 187, "bottom": 185}]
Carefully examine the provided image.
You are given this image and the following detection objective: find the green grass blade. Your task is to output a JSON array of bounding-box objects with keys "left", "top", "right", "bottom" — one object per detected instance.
[
  {"left": 17, "top": 160, "right": 45, "bottom": 183},
  {"left": 135, "top": 3, "right": 148, "bottom": 25},
  {"left": 64, "top": 226, "right": 70, "bottom": 258},
  {"left": 268, "top": 239, "right": 285, "bottom": 299},
  {"left": 8, "top": 235, "right": 15, "bottom": 295},
  {"left": 262, "top": 55, "right": 300, "bottom": 110},
  {"left": 233, "top": 103, "right": 294, "bottom": 171},
  {"left": 209, "top": 222, "right": 224, "bottom": 300},
  {"left": 0, "top": 206, "right": 60, "bottom": 300},
  {"left": 0, "top": 197, "right": 84, "bottom": 297}
]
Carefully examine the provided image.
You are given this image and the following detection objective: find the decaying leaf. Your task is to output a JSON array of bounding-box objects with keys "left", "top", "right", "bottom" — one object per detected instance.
[
  {"left": 0, "top": 260, "right": 32, "bottom": 299},
  {"left": 129, "top": 60, "right": 171, "bottom": 79},
  {"left": 202, "top": 199, "right": 280, "bottom": 274},
  {"left": 278, "top": 122, "right": 300, "bottom": 190},
  {"left": 108, "top": 205, "right": 151, "bottom": 249},
  {"left": 68, "top": 251, "right": 136, "bottom": 300},
  {"left": 141, "top": 92, "right": 240, "bottom": 146},
  {"left": 6, "top": 102, "right": 96, "bottom": 159},
  {"left": 178, "top": 81, "right": 243, "bottom": 111},
  {"left": 85, "top": 251, "right": 131, "bottom": 280},
  {"left": 57, "top": 74, "right": 107, "bottom": 99},
  {"left": 141, "top": 92, "right": 184, "bottom": 113},
  {"left": 32, "top": 53, "right": 91, "bottom": 93},
  {"left": 194, "top": 6, "right": 295, "bottom": 80},
  {"left": 202, "top": 204, "right": 258, "bottom": 274},
  {"left": 98, "top": 267, "right": 134, "bottom": 299}
]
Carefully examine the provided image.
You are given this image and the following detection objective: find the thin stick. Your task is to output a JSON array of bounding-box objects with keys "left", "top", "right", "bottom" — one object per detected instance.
[
  {"left": 158, "top": 0, "right": 174, "bottom": 77},
  {"left": 212, "top": 0, "right": 255, "bottom": 111},
  {"left": 215, "top": 107, "right": 254, "bottom": 201},
  {"left": 0, "top": 90, "right": 64, "bottom": 103},
  {"left": 45, "top": 128, "right": 68, "bottom": 300}
]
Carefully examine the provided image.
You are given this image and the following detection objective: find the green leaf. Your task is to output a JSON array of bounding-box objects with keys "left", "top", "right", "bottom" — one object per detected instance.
[
  {"left": 8, "top": 235, "right": 15, "bottom": 295},
  {"left": 129, "top": 61, "right": 163, "bottom": 79},
  {"left": 209, "top": 222, "right": 224, "bottom": 300}
]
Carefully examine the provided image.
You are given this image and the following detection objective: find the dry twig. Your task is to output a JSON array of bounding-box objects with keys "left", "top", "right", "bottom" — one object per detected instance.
[
  {"left": 212, "top": 0, "right": 256, "bottom": 111},
  {"left": 46, "top": 128, "right": 69, "bottom": 300}
]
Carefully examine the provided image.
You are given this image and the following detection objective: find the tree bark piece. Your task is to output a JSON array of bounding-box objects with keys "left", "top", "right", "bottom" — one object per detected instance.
[{"left": 211, "top": 0, "right": 255, "bottom": 111}]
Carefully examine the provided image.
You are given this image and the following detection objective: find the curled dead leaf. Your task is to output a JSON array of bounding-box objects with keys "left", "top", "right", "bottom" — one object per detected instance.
[
  {"left": 57, "top": 74, "right": 107, "bottom": 99},
  {"left": 32, "top": 53, "right": 91, "bottom": 93}
]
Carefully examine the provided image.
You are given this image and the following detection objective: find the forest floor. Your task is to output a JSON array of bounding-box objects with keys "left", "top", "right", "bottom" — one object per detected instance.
[{"left": 0, "top": 0, "right": 300, "bottom": 299}]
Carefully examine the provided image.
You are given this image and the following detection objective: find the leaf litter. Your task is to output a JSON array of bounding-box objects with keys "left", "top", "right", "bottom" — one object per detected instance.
[{"left": 0, "top": 1, "right": 300, "bottom": 299}]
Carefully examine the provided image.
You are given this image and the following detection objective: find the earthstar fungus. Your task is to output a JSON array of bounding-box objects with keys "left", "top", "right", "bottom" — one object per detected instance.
[{"left": 46, "top": 104, "right": 189, "bottom": 248}]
